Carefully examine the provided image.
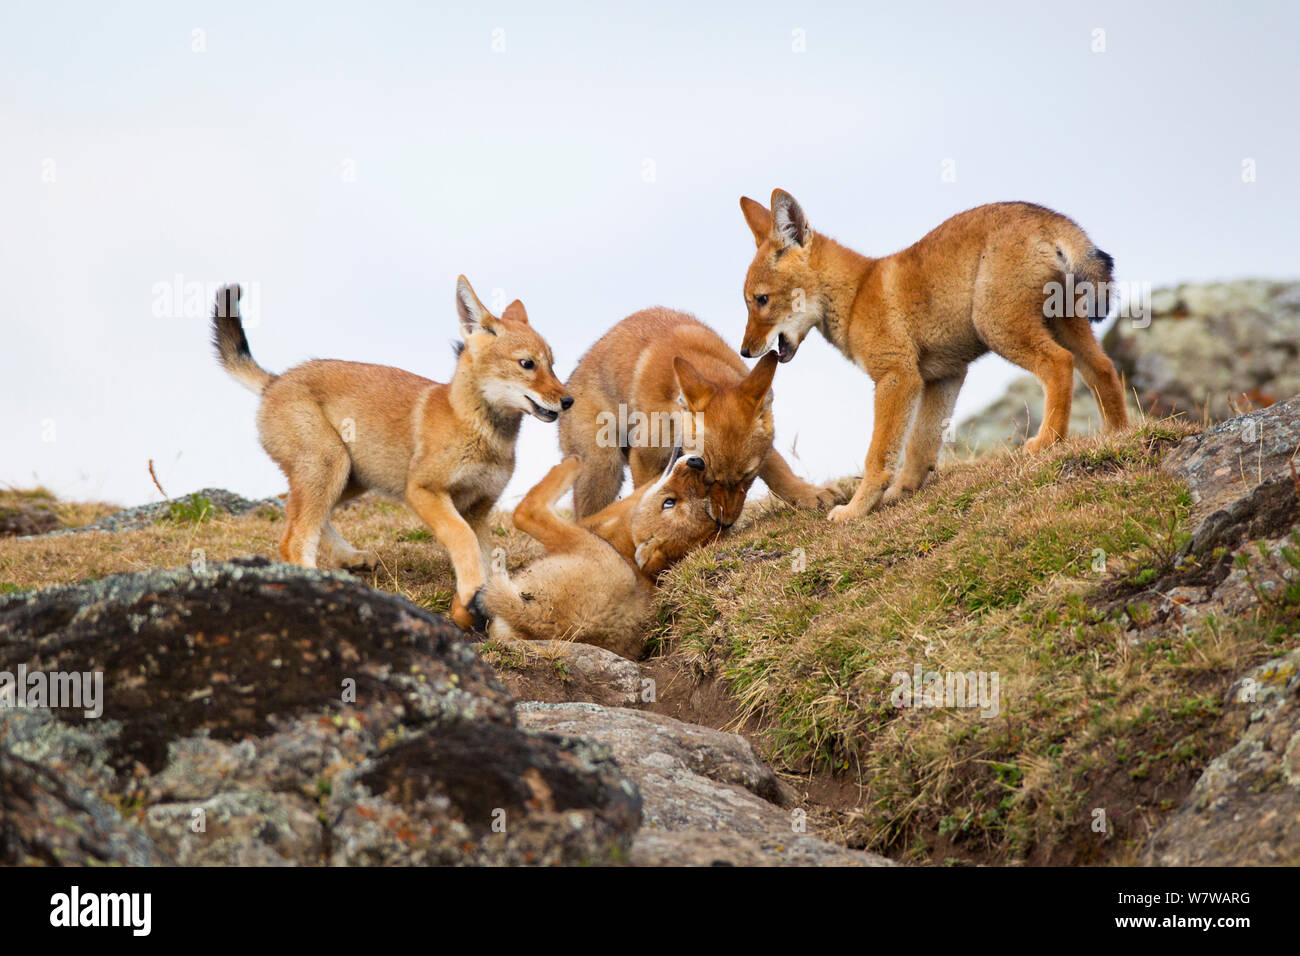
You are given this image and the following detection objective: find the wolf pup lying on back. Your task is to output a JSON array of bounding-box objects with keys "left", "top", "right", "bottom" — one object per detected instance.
[
  {"left": 560, "top": 307, "right": 840, "bottom": 527},
  {"left": 474, "top": 449, "right": 718, "bottom": 658},
  {"left": 211, "top": 278, "right": 571, "bottom": 630},
  {"left": 737, "top": 190, "right": 1129, "bottom": 523}
]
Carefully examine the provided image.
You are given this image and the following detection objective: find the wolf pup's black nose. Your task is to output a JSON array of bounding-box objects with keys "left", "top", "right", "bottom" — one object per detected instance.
[
  {"left": 560, "top": 396, "right": 574, "bottom": 410},
  {"left": 739, "top": 348, "right": 753, "bottom": 358}
]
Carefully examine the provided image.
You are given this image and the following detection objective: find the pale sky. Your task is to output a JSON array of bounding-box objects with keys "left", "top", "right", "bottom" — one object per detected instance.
[{"left": 3, "top": 1, "right": 1297, "bottom": 509}]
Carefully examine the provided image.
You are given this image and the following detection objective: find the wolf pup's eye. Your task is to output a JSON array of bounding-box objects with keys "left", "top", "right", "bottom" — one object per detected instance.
[
  {"left": 755, "top": 294, "right": 769, "bottom": 307},
  {"left": 519, "top": 358, "right": 535, "bottom": 370},
  {"left": 661, "top": 498, "right": 676, "bottom": 510}
]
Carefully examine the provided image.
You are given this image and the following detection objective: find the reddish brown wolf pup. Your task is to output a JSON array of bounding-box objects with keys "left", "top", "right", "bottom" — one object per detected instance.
[
  {"left": 559, "top": 307, "right": 839, "bottom": 526},
  {"left": 738, "top": 190, "right": 1129, "bottom": 522},
  {"left": 212, "top": 278, "right": 571, "bottom": 629}
]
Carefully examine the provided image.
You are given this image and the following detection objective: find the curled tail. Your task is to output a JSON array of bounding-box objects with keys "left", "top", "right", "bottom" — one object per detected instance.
[
  {"left": 211, "top": 284, "right": 274, "bottom": 392},
  {"left": 1053, "top": 235, "right": 1116, "bottom": 323}
]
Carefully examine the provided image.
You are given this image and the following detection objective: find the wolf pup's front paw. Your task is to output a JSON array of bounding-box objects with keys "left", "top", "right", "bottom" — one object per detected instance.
[
  {"left": 468, "top": 587, "right": 490, "bottom": 631},
  {"left": 812, "top": 483, "right": 845, "bottom": 509},
  {"left": 827, "top": 503, "right": 859, "bottom": 523},
  {"left": 783, "top": 481, "right": 843, "bottom": 510},
  {"left": 451, "top": 591, "right": 488, "bottom": 635}
]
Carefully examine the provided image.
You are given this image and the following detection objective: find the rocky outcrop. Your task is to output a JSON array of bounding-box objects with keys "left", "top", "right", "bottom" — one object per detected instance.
[
  {"left": 1135, "top": 394, "right": 1300, "bottom": 865},
  {"left": 517, "top": 702, "right": 893, "bottom": 866},
  {"left": 1162, "top": 392, "right": 1300, "bottom": 538},
  {"left": 957, "top": 279, "right": 1300, "bottom": 453},
  {"left": 518, "top": 702, "right": 790, "bottom": 828},
  {"left": 40, "top": 487, "right": 283, "bottom": 537},
  {"left": 1143, "top": 650, "right": 1300, "bottom": 866},
  {"left": 0, "top": 747, "right": 170, "bottom": 866},
  {"left": 0, "top": 558, "right": 640, "bottom": 866},
  {"left": 630, "top": 831, "right": 892, "bottom": 867},
  {"left": 955, "top": 376, "right": 1140, "bottom": 456},
  {"left": 1106, "top": 279, "right": 1300, "bottom": 422},
  {"left": 0, "top": 557, "right": 892, "bottom": 866},
  {"left": 0, "top": 493, "right": 61, "bottom": 538},
  {"left": 489, "top": 639, "right": 645, "bottom": 708}
]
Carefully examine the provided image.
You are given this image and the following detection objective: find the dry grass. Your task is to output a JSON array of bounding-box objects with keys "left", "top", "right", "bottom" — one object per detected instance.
[{"left": 0, "top": 492, "right": 539, "bottom": 613}]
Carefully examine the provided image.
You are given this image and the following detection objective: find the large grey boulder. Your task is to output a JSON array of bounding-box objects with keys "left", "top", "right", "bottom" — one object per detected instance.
[
  {"left": 488, "top": 639, "right": 645, "bottom": 709},
  {"left": 0, "top": 558, "right": 640, "bottom": 866},
  {"left": 0, "top": 746, "right": 170, "bottom": 866},
  {"left": 517, "top": 702, "right": 893, "bottom": 866}
]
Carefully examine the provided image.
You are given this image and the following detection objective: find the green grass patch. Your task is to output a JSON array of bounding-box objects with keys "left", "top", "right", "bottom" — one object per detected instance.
[
  {"left": 166, "top": 493, "right": 213, "bottom": 524},
  {"left": 653, "top": 422, "right": 1290, "bottom": 864}
]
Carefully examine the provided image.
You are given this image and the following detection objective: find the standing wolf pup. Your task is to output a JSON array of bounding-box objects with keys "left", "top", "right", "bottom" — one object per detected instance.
[
  {"left": 560, "top": 307, "right": 839, "bottom": 526},
  {"left": 211, "top": 278, "right": 571, "bottom": 629},
  {"left": 737, "top": 190, "right": 1129, "bottom": 523}
]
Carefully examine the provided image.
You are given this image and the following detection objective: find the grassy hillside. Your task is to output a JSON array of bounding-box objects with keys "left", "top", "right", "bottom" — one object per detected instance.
[
  {"left": 3, "top": 421, "right": 1296, "bottom": 866},
  {"left": 653, "top": 421, "right": 1299, "bottom": 864}
]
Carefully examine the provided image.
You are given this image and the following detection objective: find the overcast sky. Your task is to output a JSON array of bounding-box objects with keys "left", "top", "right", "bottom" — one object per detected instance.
[{"left": 3, "top": 0, "right": 1297, "bottom": 510}]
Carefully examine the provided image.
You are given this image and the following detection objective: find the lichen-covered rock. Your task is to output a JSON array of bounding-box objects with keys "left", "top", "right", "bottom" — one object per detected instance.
[
  {"left": 516, "top": 702, "right": 894, "bottom": 865},
  {"left": 40, "top": 487, "right": 283, "bottom": 537},
  {"left": 1105, "top": 279, "right": 1300, "bottom": 422},
  {"left": 0, "top": 747, "right": 170, "bottom": 866},
  {"left": 488, "top": 639, "right": 644, "bottom": 708},
  {"left": 329, "top": 722, "right": 639, "bottom": 866},
  {"left": 0, "top": 557, "right": 513, "bottom": 775},
  {"left": 1154, "top": 392, "right": 1300, "bottom": 605},
  {"left": 955, "top": 376, "right": 1140, "bottom": 456},
  {"left": 1143, "top": 650, "right": 1300, "bottom": 866},
  {"left": 0, "top": 495, "right": 61, "bottom": 538},
  {"left": 0, "top": 558, "right": 642, "bottom": 865},
  {"left": 1162, "top": 392, "right": 1300, "bottom": 527},
  {"left": 630, "top": 831, "right": 893, "bottom": 867},
  {"left": 1131, "top": 395, "right": 1300, "bottom": 865},
  {"left": 144, "top": 790, "right": 323, "bottom": 867},
  {"left": 518, "top": 702, "right": 789, "bottom": 830}
]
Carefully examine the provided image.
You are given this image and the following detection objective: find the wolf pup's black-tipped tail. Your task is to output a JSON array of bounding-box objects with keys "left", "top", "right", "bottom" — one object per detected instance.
[
  {"left": 1055, "top": 238, "right": 1116, "bottom": 324},
  {"left": 1078, "top": 247, "right": 1115, "bottom": 323},
  {"left": 211, "top": 283, "right": 274, "bottom": 393}
]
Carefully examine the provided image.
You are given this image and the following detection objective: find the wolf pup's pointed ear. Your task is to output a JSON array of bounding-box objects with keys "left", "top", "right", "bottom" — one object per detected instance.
[
  {"left": 770, "top": 189, "right": 811, "bottom": 249},
  {"left": 674, "top": 356, "right": 717, "bottom": 412},
  {"left": 740, "top": 350, "right": 779, "bottom": 410},
  {"left": 501, "top": 299, "right": 529, "bottom": 325},
  {"left": 740, "top": 196, "right": 772, "bottom": 247},
  {"left": 455, "top": 276, "right": 494, "bottom": 338}
]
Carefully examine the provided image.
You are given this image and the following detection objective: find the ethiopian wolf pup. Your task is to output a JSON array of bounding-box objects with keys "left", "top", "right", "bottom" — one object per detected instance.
[
  {"left": 211, "top": 278, "right": 571, "bottom": 629},
  {"left": 738, "top": 190, "right": 1129, "bottom": 523},
  {"left": 559, "top": 307, "right": 839, "bottom": 526},
  {"left": 475, "top": 449, "right": 718, "bottom": 657}
]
